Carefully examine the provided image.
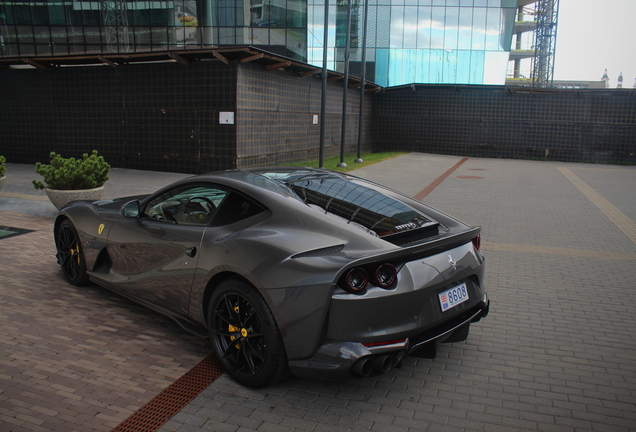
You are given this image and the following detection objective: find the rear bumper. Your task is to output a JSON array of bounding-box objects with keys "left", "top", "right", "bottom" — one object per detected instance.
[
  {"left": 288, "top": 297, "right": 490, "bottom": 379},
  {"left": 324, "top": 241, "right": 486, "bottom": 344}
]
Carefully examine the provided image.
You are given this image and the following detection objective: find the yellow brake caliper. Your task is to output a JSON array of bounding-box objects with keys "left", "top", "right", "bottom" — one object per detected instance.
[
  {"left": 70, "top": 244, "right": 81, "bottom": 264},
  {"left": 229, "top": 305, "right": 247, "bottom": 349},
  {"left": 229, "top": 324, "right": 240, "bottom": 349}
]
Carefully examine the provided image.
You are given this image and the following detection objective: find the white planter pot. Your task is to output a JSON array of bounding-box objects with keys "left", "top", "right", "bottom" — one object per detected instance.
[
  {"left": 45, "top": 186, "right": 105, "bottom": 210},
  {"left": 0, "top": 175, "right": 5, "bottom": 191}
]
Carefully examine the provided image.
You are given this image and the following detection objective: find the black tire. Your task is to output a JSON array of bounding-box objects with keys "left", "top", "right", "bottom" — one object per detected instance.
[
  {"left": 55, "top": 219, "right": 90, "bottom": 286},
  {"left": 208, "top": 278, "right": 289, "bottom": 388}
]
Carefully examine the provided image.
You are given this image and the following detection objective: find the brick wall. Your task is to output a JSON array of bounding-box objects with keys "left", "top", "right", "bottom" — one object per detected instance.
[{"left": 235, "top": 62, "right": 373, "bottom": 168}]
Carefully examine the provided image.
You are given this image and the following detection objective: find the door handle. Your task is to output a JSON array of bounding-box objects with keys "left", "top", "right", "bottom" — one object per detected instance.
[{"left": 186, "top": 247, "right": 197, "bottom": 257}]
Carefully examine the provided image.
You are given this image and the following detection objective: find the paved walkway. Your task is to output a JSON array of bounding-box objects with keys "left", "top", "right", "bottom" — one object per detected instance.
[{"left": 1, "top": 154, "right": 635, "bottom": 432}]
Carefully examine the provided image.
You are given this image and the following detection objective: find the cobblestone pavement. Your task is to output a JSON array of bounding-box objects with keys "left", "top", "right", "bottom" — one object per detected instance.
[{"left": 1, "top": 155, "right": 636, "bottom": 432}]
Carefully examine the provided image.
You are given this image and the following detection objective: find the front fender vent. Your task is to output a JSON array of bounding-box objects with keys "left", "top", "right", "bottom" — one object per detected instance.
[{"left": 91, "top": 248, "right": 113, "bottom": 274}]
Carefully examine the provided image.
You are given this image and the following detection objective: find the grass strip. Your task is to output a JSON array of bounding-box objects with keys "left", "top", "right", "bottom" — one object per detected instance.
[{"left": 283, "top": 152, "right": 407, "bottom": 172}]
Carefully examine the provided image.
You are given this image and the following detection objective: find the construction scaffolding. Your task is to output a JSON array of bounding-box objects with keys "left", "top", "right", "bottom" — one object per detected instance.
[
  {"left": 531, "top": 0, "right": 559, "bottom": 88},
  {"left": 102, "top": 0, "right": 129, "bottom": 53}
]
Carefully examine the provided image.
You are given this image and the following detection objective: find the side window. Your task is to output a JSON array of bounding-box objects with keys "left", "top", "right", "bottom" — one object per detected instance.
[
  {"left": 211, "top": 192, "right": 266, "bottom": 226},
  {"left": 143, "top": 184, "right": 228, "bottom": 226}
]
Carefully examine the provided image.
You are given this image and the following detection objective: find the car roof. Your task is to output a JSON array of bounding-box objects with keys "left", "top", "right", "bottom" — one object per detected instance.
[
  {"left": 197, "top": 167, "right": 345, "bottom": 181},
  {"left": 160, "top": 167, "right": 342, "bottom": 203},
  {"left": 190, "top": 167, "right": 349, "bottom": 196}
]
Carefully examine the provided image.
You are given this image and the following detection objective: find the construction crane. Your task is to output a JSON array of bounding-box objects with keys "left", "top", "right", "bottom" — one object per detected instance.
[
  {"left": 102, "top": 0, "right": 129, "bottom": 53},
  {"left": 531, "top": 0, "right": 559, "bottom": 88}
]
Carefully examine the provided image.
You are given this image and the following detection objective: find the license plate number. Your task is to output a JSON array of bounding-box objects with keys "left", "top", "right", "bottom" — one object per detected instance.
[{"left": 439, "top": 283, "right": 469, "bottom": 312}]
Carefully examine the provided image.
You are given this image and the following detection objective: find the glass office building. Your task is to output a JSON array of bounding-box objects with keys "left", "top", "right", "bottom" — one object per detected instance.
[
  {"left": 0, "top": 0, "right": 308, "bottom": 59},
  {"left": 310, "top": 0, "right": 518, "bottom": 86},
  {"left": 0, "top": 0, "right": 517, "bottom": 86}
]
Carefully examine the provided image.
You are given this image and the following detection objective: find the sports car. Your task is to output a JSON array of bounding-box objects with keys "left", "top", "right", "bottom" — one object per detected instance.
[{"left": 53, "top": 167, "right": 489, "bottom": 387}]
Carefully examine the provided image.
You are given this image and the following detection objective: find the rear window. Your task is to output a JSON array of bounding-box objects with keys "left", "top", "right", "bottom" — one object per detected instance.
[{"left": 285, "top": 176, "right": 436, "bottom": 238}]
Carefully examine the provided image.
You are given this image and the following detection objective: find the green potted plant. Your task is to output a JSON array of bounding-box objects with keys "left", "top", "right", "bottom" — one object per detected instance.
[
  {"left": 0, "top": 155, "right": 6, "bottom": 191},
  {"left": 33, "top": 150, "right": 110, "bottom": 209}
]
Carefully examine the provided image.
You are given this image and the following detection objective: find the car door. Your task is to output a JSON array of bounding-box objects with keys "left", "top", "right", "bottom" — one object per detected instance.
[{"left": 106, "top": 183, "right": 229, "bottom": 317}]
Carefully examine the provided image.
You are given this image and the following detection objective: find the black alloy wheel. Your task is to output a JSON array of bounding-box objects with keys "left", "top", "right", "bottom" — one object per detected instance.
[
  {"left": 208, "top": 279, "right": 288, "bottom": 388},
  {"left": 56, "top": 220, "right": 89, "bottom": 286}
]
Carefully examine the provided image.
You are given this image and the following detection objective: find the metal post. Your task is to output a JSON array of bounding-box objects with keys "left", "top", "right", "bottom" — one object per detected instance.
[
  {"left": 319, "top": 0, "right": 329, "bottom": 168},
  {"left": 355, "top": 0, "right": 368, "bottom": 164},
  {"left": 337, "top": 0, "right": 353, "bottom": 168}
]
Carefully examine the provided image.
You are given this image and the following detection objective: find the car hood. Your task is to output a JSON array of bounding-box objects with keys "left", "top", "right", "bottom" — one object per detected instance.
[
  {"left": 92, "top": 194, "right": 148, "bottom": 210},
  {"left": 58, "top": 194, "right": 150, "bottom": 217}
]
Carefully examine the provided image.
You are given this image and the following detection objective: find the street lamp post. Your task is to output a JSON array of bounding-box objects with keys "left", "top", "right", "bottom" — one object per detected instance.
[
  {"left": 355, "top": 0, "right": 369, "bottom": 164},
  {"left": 337, "top": 0, "right": 353, "bottom": 168},
  {"left": 318, "top": 0, "right": 330, "bottom": 168}
]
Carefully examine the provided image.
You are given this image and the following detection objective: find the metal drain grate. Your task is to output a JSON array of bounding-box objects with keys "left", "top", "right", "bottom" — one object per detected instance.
[
  {"left": 112, "top": 354, "right": 223, "bottom": 432},
  {"left": 0, "top": 226, "right": 34, "bottom": 240}
]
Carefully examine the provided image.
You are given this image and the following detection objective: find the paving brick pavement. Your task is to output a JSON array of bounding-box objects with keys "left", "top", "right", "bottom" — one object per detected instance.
[
  {"left": 1, "top": 154, "right": 636, "bottom": 432},
  {"left": 0, "top": 211, "right": 211, "bottom": 431},
  {"left": 158, "top": 155, "right": 636, "bottom": 432}
]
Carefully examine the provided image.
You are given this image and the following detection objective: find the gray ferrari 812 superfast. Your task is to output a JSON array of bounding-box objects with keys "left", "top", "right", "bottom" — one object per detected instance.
[{"left": 53, "top": 167, "right": 489, "bottom": 387}]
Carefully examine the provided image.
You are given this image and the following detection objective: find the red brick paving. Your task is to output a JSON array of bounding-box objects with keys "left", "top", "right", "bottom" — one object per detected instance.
[{"left": 0, "top": 211, "right": 212, "bottom": 432}]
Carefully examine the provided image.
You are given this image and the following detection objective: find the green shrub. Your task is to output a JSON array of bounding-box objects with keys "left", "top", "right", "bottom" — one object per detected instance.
[
  {"left": 0, "top": 155, "right": 6, "bottom": 177},
  {"left": 33, "top": 150, "right": 110, "bottom": 190}
]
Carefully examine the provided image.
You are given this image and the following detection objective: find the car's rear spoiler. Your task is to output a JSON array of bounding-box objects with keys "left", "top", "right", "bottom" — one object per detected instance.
[{"left": 334, "top": 226, "right": 481, "bottom": 280}]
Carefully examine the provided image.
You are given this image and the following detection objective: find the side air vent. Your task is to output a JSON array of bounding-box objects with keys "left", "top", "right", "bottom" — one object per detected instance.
[{"left": 291, "top": 244, "right": 345, "bottom": 259}]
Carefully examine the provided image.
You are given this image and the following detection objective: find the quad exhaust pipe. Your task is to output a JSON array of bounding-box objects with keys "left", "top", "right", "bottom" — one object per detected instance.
[
  {"left": 352, "top": 353, "right": 397, "bottom": 377},
  {"left": 373, "top": 354, "right": 393, "bottom": 374},
  {"left": 351, "top": 357, "right": 373, "bottom": 377}
]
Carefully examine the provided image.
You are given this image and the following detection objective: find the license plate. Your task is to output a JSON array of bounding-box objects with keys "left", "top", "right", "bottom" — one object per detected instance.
[{"left": 438, "top": 283, "right": 469, "bottom": 312}]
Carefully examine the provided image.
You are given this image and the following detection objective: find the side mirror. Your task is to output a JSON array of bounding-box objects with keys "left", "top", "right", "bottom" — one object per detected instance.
[{"left": 121, "top": 200, "right": 141, "bottom": 218}]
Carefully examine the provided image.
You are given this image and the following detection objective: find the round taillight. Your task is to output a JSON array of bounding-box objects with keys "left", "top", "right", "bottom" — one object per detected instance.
[
  {"left": 373, "top": 264, "right": 397, "bottom": 289},
  {"left": 472, "top": 234, "right": 481, "bottom": 252},
  {"left": 341, "top": 268, "right": 368, "bottom": 293}
]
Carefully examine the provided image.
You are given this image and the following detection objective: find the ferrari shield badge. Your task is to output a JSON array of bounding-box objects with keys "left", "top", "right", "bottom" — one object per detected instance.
[{"left": 98, "top": 224, "right": 105, "bottom": 236}]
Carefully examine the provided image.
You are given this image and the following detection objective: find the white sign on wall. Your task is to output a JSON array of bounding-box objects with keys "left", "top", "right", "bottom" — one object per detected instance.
[{"left": 219, "top": 112, "right": 235, "bottom": 124}]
